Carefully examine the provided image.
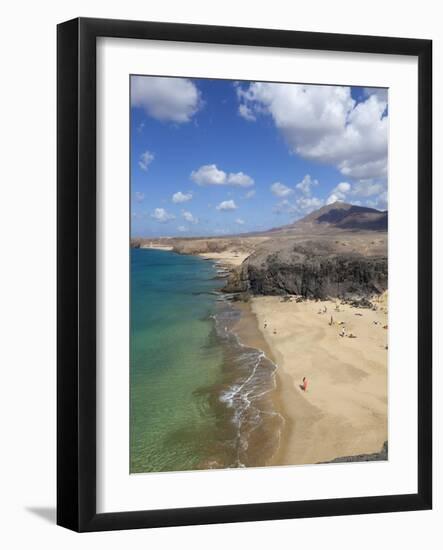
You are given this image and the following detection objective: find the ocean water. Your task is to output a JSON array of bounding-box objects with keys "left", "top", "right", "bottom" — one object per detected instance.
[{"left": 130, "top": 248, "right": 283, "bottom": 473}]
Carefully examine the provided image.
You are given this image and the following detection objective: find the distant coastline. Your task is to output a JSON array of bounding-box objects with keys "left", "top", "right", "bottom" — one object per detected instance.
[
  {"left": 132, "top": 203, "right": 388, "bottom": 466},
  {"left": 138, "top": 242, "right": 174, "bottom": 251}
]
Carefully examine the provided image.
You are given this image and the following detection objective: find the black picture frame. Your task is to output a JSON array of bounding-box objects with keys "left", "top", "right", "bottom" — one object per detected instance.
[{"left": 57, "top": 17, "right": 432, "bottom": 532}]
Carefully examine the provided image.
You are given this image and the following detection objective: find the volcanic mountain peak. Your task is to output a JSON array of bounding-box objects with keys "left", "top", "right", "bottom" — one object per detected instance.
[
  {"left": 302, "top": 201, "right": 380, "bottom": 222},
  {"left": 275, "top": 201, "right": 388, "bottom": 234}
]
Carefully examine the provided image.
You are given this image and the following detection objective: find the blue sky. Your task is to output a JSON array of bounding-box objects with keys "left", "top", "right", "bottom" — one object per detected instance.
[{"left": 131, "top": 76, "right": 388, "bottom": 237}]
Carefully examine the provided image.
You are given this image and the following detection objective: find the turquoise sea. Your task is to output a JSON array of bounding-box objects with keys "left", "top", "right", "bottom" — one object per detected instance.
[{"left": 130, "top": 248, "right": 283, "bottom": 473}]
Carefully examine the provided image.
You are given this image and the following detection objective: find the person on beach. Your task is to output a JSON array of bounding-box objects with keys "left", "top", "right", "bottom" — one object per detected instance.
[{"left": 301, "top": 377, "right": 308, "bottom": 392}]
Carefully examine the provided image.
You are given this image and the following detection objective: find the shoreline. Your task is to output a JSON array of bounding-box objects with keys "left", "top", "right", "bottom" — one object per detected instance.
[
  {"left": 230, "top": 302, "right": 291, "bottom": 466},
  {"left": 137, "top": 247, "right": 388, "bottom": 467},
  {"left": 204, "top": 249, "right": 388, "bottom": 466},
  {"left": 249, "top": 295, "right": 388, "bottom": 465},
  {"left": 198, "top": 250, "right": 251, "bottom": 267},
  {"left": 231, "top": 294, "right": 388, "bottom": 466}
]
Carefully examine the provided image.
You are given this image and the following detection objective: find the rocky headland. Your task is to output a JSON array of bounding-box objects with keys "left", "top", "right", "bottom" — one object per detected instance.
[{"left": 132, "top": 202, "right": 388, "bottom": 302}]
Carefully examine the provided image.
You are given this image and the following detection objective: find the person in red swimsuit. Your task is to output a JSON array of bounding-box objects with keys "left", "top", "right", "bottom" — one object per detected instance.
[{"left": 301, "top": 377, "right": 308, "bottom": 392}]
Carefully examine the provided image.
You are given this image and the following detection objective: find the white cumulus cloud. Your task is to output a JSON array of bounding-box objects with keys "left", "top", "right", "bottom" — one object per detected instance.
[
  {"left": 190, "top": 164, "right": 254, "bottom": 187},
  {"left": 151, "top": 208, "right": 175, "bottom": 223},
  {"left": 216, "top": 200, "right": 237, "bottom": 211},
  {"left": 244, "top": 189, "right": 256, "bottom": 199},
  {"left": 131, "top": 76, "right": 201, "bottom": 123},
  {"left": 138, "top": 150, "right": 154, "bottom": 171},
  {"left": 296, "top": 196, "right": 324, "bottom": 213},
  {"left": 296, "top": 174, "right": 319, "bottom": 195},
  {"left": 172, "top": 191, "right": 192, "bottom": 203},
  {"left": 238, "top": 103, "right": 256, "bottom": 121},
  {"left": 227, "top": 172, "right": 254, "bottom": 187},
  {"left": 270, "top": 182, "right": 293, "bottom": 198},
  {"left": 236, "top": 82, "right": 388, "bottom": 181},
  {"left": 326, "top": 181, "right": 352, "bottom": 204},
  {"left": 335, "top": 182, "right": 351, "bottom": 194},
  {"left": 182, "top": 210, "right": 198, "bottom": 224},
  {"left": 236, "top": 218, "right": 245, "bottom": 225},
  {"left": 191, "top": 164, "right": 227, "bottom": 185},
  {"left": 326, "top": 193, "right": 342, "bottom": 205},
  {"left": 134, "top": 191, "right": 145, "bottom": 203}
]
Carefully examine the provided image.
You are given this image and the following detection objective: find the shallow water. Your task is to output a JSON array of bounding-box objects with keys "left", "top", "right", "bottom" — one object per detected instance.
[{"left": 130, "top": 248, "right": 283, "bottom": 473}]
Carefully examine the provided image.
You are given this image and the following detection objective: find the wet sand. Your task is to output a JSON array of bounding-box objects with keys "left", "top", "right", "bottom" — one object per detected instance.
[
  {"left": 231, "top": 303, "right": 290, "bottom": 466},
  {"left": 233, "top": 294, "right": 388, "bottom": 465}
]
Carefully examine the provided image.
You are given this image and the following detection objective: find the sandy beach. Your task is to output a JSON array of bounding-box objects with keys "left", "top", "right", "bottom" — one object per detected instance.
[
  {"left": 198, "top": 250, "right": 250, "bottom": 267},
  {"left": 235, "top": 294, "right": 388, "bottom": 465},
  {"left": 140, "top": 244, "right": 174, "bottom": 251}
]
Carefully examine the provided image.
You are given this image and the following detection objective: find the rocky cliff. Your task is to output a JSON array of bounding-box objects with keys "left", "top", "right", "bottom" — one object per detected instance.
[
  {"left": 132, "top": 202, "right": 388, "bottom": 301},
  {"left": 323, "top": 441, "right": 388, "bottom": 463},
  {"left": 246, "top": 251, "right": 387, "bottom": 299},
  {"left": 224, "top": 239, "right": 387, "bottom": 300}
]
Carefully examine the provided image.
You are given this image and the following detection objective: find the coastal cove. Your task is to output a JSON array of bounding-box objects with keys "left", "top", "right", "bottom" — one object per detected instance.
[
  {"left": 131, "top": 240, "right": 387, "bottom": 473},
  {"left": 130, "top": 248, "right": 285, "bottom": 473},
  {"left": 200, "top": 250, "right": 388, "bottom": 466},
  {"left": 132, "top": 201, "right": 389, "bottom": 472}
]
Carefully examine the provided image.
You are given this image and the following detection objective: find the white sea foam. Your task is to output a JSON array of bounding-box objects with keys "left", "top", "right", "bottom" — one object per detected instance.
[{"left": 212, "top": 302, "right": 285, "bottom": 467}]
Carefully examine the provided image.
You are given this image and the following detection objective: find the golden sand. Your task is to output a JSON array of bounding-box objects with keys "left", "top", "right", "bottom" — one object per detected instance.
[
  {"left": 198, "top": 251, "right": 250, "bottom": 267},
  {"left": 238, "top": 294, "right": 388, "bottom": 464}
]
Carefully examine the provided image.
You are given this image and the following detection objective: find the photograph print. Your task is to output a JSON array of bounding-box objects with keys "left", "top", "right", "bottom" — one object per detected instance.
[{"left": 130, "top": 75, "right": 388, "bottom": 474}]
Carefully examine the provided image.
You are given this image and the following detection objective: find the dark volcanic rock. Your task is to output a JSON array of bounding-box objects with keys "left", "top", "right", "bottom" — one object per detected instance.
[
  {"left": 260, "top": 202, "right": 388, "bottom": 237},
  {"left": 132, "top": 202, "right": 388, "bottom": 301},
  {"left": 222, "top": 266, "right": 250, "bottom": 297},
  {"left": 243, "top": 245, "right": 387, "bottom": 300},
  {"left": 316, "top": 205, "right": 387, "bottom": 231},
  {"left": 296, "top": 202, "right": 387, "bottom": 232},
  {"left": 343, "top": 297, "right": 374, "bottom": 309},
  {"left": 323, "top": 441, "right": 388, "bottom": 463}
]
